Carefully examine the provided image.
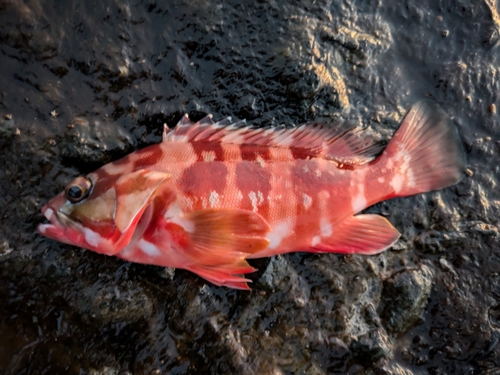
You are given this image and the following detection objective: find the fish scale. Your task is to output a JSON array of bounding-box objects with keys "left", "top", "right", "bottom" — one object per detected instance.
[{"left": 38, "top": 101, "right": 466, "bottom": 290}]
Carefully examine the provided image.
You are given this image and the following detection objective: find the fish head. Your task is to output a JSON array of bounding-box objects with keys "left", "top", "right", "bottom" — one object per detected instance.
[{"left": 38, "top": 169, "right": 171, "bottom": 255}]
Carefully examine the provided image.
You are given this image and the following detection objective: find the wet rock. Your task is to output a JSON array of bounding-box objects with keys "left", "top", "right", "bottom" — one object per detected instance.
[
  {"left": 61, "top": 117, "right": 136, "bottom": 166},
  {"left": 380, "top": 363, "right": 418, "bottom": 375},
  {"left": 380, "top": 264, "right": 434, "bottom": 334},
  {"left": 258, "top": 255, "right": 310, "bottom": 307},
  {"left": 319, "top": 20, "right": 391, "bottom": 59},
  {"left": 88, "top": 367, "right": 121, "bottom": 375},
  {"left": 0, "top": 240, "right": 13, "bottom": 257},
  {"left": 237, "top": 94, "right": 263, "bottom": 120},
  {"left": 471, "top": 331, "right": 500, "bottom": 372},
  {"left": 258, "top": 255, "right": 291, "bottom": 289},
  {"left": 69, "top": 279, "right": 153, "bottom": 325},
  {"left": 414, "top": 230, "right": 445, "bottom": 254},
  {"left": 0, "top": 0, "right": 498, "bottom": 373},
  {"left": 0, "top": 114, "right": 18, "bottom": 138},
  {"left": 350, "top": 327, "right": 392, "bottom": 364},
  {"left": 297, "top": 362, "right": 326, "bottom": 375},
  {"left": 286, "top": 68, "right": 322, "bottom": 100},
  {"left": 488, "top": 304, "right": 500, "bottom": 329}
]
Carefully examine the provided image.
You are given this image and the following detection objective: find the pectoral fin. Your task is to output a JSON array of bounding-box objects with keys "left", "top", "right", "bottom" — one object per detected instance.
[
  {"left": 311, "top": 214, "right": 400, "bottom": 255},
  {"left": 183, "top": 208, "right": 270, "bottom": 264},
  {"left": 173, "top": 208, "right": 270, "bottom": 289}
]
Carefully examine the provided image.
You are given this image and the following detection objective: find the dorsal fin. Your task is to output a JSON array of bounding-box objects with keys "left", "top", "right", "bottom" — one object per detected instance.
[{"left": 162, "top": 114, "right": 383, "bottom": 165}]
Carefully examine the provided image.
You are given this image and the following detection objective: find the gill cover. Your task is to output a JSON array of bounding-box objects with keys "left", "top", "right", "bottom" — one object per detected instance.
[
  {"left": 90, "top": 169, "right": 171, "bottom": 254},
  {"left": 113, "top": 170, "right": 171, "bottom": 235}
]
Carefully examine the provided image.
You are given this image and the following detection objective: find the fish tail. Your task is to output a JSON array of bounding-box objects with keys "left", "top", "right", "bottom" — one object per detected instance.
[{"left": 382, "top": 100, "right": 466, "bottom": 197}]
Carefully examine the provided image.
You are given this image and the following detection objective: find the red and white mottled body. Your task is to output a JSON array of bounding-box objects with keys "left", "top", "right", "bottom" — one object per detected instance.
[{"left": 39, "top": 101, "right": 465, "bottom": 289}]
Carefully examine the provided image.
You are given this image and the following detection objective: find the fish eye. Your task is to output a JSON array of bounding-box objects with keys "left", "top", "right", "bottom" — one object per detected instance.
[{"left": 65, "top": 177, "right": 93, "bottom": 203}]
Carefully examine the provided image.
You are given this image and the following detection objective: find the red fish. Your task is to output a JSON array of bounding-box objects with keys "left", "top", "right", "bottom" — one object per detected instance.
[{"left": 38, "top": 101, "right": 465, "bottom": 289}]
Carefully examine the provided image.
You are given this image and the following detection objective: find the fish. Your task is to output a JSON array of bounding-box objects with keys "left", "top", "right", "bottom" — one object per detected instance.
[{"left": 38, "top": 100, "right": 466, "bottom": 289}]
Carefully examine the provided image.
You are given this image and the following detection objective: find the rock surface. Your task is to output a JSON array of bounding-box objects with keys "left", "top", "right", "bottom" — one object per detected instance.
[{"left": 1, "top": 0, "right": 499, "bottom": 374}]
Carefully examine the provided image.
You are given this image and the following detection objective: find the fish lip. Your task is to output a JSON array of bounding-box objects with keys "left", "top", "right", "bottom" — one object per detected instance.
[
  {"left": 38, "top": 205, "right": 61, "bottom": 235},
  {"left": 41, "top": 205, "right": 63, "bottom": 226},
  {"left": 38, "top": 205, "right": 81, "bottom": 235}
]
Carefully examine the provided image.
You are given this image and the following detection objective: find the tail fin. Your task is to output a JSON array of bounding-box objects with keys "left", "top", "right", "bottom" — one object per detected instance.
[{"left": 382, "top": 100, "right": 466, "bottom": 197}]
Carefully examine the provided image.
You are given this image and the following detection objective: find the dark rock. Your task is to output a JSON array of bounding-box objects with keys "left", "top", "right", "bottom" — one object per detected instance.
[
  {"left": 61, "top": 117, "right": 136, "bottom": 167},
  {"left": 379, "top": 363, "right": 419, "bottom": 375},
  {"left": 0, "top": 114, "right": 17, "bottom": 138},
  {"left": 350, "top": 327, "right": 392, "bottom": 364},
  {"left": 380, "top": 264, "right": 434, "bottom": 334},
  {"left": 70, "top": 279, "right": 153, "bottom": 325},
  {"left": 286, "top": 69, "right": 322, "bottom": 100},
  {"left": 0, "top": 0, "right": 498, "bottom": 373}
]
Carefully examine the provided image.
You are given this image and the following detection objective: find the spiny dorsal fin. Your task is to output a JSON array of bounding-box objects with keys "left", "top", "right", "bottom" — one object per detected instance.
[{"left": 162, "top": 114, "right": 383, "bottom": 165}]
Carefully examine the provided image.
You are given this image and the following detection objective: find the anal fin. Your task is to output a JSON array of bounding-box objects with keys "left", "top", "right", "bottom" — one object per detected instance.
[{"left": 311, "top": 214, "right": 400, "bottom": 255}]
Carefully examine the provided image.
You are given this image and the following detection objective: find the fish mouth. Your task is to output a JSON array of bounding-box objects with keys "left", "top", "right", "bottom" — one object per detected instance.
[
  {"left": 38, "top": 205, "right": 62, "bottom": 234},
  {"left": 37, "top": 205, "right": 80, "bottom": 238}
]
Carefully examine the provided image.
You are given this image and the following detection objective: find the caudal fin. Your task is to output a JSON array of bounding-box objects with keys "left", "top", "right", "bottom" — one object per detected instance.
[{"left": 382, "top": 100, "right": 466, "bottom": 197}]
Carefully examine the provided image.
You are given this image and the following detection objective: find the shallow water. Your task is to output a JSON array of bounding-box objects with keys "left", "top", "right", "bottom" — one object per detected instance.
[{"left": 1, "top": 0, "right": 499, "bottom": 373}]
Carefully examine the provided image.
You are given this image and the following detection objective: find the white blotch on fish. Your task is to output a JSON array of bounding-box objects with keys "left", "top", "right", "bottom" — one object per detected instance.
[
  {"left": 320, "top": 217, "right": 333, "bottom": 237},
  {"left": 83, "top": 227, "right": 102, "bottom": 247},
  {"left": 302, "top": 193, "right": 313, "bottom": 210},
  {"left": 138, "top": 239, "right": 162, "bottom": 257},
  {"left": 209, "top": 191, "right": 220, "bottom": 208},
  {"left": 268, "top": 220, "right": 293, "bottom": 249}
]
